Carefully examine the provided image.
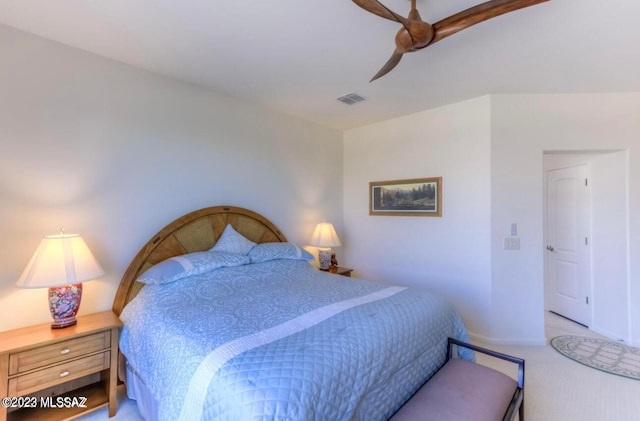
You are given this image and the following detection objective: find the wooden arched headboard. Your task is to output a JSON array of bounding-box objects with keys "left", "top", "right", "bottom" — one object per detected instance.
[{"left": 112, "top": 206, "right": 287, "bottom": 315}]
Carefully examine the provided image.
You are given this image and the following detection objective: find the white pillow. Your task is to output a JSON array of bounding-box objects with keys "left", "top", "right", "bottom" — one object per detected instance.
[
  {"left": 138, "top": 251, "right": 249, "bottom": 285},
  {"left": 210, "top": 224, "right": 257, "bottom": 255},
  {"left": 248, "top": 242, "right": 314, "bottom": 263}
]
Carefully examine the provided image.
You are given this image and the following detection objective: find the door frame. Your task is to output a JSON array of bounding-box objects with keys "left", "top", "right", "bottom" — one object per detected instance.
[
  {"left": 543, "top": 151, "right": 631, "bottom": 342},
  {"left": 544, "top": 162, "right": 592, "bottom": 326}
]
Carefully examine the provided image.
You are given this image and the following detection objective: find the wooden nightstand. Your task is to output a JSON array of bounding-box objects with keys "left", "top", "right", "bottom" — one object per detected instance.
[
  {"left": 328, "top": 266, "right": 353, "bottom": 277},
  {"left": 0, "top": 311, "right": 122, "bottom": 421}
]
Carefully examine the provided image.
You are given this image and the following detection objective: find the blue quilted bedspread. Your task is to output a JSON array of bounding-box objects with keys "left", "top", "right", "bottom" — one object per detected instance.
[{"left": 119, "top": 259, "right": 469, "bottom": 420}]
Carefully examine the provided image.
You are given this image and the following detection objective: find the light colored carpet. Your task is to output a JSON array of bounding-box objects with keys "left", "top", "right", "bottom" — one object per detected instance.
[
  {"left": 477, "top": 313, "right": 640, "bottom": 421},
  {"left": 79, "top": 386, "right": 142, "bottom": 421},
  {"left": 550, "top": 335, "right": 640, "bottom": 380},
  {"left": 80, "top": 312, "right": 640, "bottom": 421}
]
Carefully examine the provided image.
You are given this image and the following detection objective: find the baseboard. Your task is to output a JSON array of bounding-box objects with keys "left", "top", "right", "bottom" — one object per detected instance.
[
  {"left": 589, "top": 324, "right": 630, "bottom": 344},
  {"left": 467, "top": 331, "right": 547, "bottom": 347}
]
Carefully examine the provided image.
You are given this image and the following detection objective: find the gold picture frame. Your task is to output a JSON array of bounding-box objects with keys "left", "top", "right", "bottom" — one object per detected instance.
[{"left": 369, "top": 177, "right": 442, "bottom": 217}]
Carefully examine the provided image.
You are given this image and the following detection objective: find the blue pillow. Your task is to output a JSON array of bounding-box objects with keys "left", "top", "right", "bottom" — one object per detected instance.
[
  {"left": 210, "top": 224, "right": 257, "bottom": 255},
  {"left": 138, "top": 251, "right": 249, "bottom": 285},
  {"left": 248, "top": 242, "right": 314, "bottom": 263}
]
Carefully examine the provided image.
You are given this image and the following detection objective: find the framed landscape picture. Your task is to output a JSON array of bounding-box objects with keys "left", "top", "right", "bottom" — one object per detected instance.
[{"left": 369, "top": 177, "right": 442, "bottom": 217}]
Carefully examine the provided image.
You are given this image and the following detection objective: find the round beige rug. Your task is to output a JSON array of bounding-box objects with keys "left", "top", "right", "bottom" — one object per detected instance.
[{"left": 551, "top": 335, "right": 640, "bottom": 380}]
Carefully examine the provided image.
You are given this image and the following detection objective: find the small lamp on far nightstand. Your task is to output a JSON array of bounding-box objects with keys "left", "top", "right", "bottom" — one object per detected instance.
[
  {"left": 309, "top": 222, "right": 342, "bottom": 271},
  {"left": 16, "top": 231, "right": 105, "bottom": 329}
]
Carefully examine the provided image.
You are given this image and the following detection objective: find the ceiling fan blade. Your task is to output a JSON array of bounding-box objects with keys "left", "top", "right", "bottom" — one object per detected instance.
[
  {"left": 431, "top": 0, "right": 549, "bottom": 45},
  {"left": 352, "top": 0, "right": 409, "bottom": 27},
  {"left": 370, "top": 51, "right": 403, "bottom": 82}
]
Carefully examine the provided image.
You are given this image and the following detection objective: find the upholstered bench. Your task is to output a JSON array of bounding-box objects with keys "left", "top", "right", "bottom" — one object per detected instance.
[{"left": 391, "top": 337, "right": 525, "bottom": 421}]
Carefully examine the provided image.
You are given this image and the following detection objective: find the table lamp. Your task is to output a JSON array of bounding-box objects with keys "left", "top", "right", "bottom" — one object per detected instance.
[
  {"left": 16, "top": 232, "right": 105, "bottom": 329},
  {"left": 309, "top": 222, "right": 342, "bottom": 270}
]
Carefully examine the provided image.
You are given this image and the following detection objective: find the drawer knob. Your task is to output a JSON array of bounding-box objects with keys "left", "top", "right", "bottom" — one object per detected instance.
[
  {"left": 60, "top": 348, "right": 71, "bottom": 355},
  {"left": 59, "top": 370, "right": 70, "bottom": 378}
]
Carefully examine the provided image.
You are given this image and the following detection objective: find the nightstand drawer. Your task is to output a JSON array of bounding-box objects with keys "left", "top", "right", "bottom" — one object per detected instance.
[
  {"left": 8, "top": 351, "right": 110, "bottom": 397},
  {"left": 9, "top": 331, "right": 110, "bottom": 375}
]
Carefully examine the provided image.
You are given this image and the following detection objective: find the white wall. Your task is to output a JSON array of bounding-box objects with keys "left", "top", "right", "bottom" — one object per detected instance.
[
  {"left": 343, "top": 97, "right": 493, "bottom": 339},
  {"left": 591, "top": 151, "right": 630, "bottom": 341},
  {"left": 344, "top": 93, "right": 640, "bottom": 345},
  {"left": 0, "top": 25, "right": 343, "bottom": 332},
  {"left": 491, "top": 94, "right": 640, "bottom": 345}
]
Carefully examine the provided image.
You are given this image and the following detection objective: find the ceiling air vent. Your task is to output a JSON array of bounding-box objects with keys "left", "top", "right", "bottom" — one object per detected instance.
[{"left": 336, "top": 92, "right": 366, "bottom": 105}]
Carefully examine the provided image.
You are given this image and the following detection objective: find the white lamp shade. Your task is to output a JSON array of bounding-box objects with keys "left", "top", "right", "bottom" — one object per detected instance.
[
  {"left": 16, "top": 234, "right": 105, "bottom": 289},
  {"left": 309, "top": 222, "right": 342, "bottom": 248}
]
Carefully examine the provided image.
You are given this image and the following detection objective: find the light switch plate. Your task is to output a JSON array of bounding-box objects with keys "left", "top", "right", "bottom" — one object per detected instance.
[{"left": 504, "top": 237, "right": 520, "bottom": 250}]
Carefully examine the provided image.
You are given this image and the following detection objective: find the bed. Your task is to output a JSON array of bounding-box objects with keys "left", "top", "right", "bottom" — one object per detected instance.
[{"left": 112, "top": 206, "right": 470, "bottom": 421}]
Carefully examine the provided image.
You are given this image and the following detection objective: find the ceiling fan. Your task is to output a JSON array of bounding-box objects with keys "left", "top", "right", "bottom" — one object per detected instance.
[{"left": 353, "top": 0, "right": 550, "bottom": 81}]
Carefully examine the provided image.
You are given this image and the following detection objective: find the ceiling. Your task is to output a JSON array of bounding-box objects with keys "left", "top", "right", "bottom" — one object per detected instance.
[{"left": 1, "top": 0, "right": 639, "bottom": 130}]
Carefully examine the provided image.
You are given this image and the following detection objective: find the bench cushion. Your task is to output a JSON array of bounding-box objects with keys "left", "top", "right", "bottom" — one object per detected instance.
[{"left": 391, "top": 359, "right": 518, "bottom": 421}]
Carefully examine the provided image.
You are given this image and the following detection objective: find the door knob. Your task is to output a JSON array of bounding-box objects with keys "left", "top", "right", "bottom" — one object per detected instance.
[{"left": 546, "top": 245, "right": 555, "bottom": 251}]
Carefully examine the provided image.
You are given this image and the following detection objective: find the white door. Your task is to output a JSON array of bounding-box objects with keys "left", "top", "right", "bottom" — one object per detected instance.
[{"left": 546, "top": 165, "right": 592, "bottom": 326}]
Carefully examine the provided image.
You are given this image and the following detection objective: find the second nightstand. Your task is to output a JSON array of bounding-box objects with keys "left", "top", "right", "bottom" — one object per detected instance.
[{"left": 328, "top": 266, "right": 353, "bottom": 277}]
